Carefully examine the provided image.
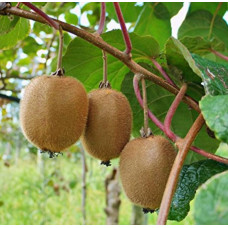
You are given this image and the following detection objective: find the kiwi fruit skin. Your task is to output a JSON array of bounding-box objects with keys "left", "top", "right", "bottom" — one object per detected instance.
[
  {"left": 81, "top": 88, "right": 132, "bottom": 162},
  {"left": 20, "top": 75, "right": 88, "bottom": 152},
  {"left": 119, "top": 135, "right": 176, "bottom": 210}
]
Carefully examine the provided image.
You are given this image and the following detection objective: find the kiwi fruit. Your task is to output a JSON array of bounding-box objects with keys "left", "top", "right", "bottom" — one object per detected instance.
[
  {"left": 20, "top": 75, "right": 88, "bottom": 153},
  {"left": 119, "top": 135, "right": 176, "bottom": 210},
  {"left": 81, "top": 88, "right": 132, "bottom": 164}
]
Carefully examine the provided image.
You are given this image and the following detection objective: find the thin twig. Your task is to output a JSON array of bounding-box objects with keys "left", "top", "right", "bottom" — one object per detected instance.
[
  {"left": 133, "top": 74, "right": 165, "bottom": 132},
  {"left": 0, "top": 93, "right": 20, "bottom": 103},
  {"left": 113, "top": 2, "right": 132, "bottom": 55},
  {"left": 22, "top": 2, "right": 59, "bottom": 29},
  {"left": 208, "top": 2, "right": 223, "bottom": 39},
  {"left": 210, "top": 49, "right": 228, "bottom": 62},
  {"left": 151, "top": 58, "right": 177, "bottom": 88},
  {"left": 157, "top": 114, "right": 205, "bottom": 225},
  {"left": 164, "top": 83, "right": 187, "bottom": 141},
  {"left": 141, "top": 78, "right": 149, "bottom": 136},
  {"left": 191, "top": 146, "right": 228, "bottom": 165},
  {"left": 97, "top": 3, "right": 106, "bottom": 35},
  {"left": 57, "top": 25, "right": 63, "bottom": 71},
  {"left": 102, "top": 50, "right": 108, "bottom": 84}
]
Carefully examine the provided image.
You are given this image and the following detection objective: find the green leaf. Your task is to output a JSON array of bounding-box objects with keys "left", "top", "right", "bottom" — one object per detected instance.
[
  {"left": 200, "top": 95, "right": 228, "bottom": 144},
  {"left": 161, "top": 3, "right": 183, "bottom": 17},
  {"left": 165, "top": 37, "right": 202, "bottom": 84},
  {"left": 192, "top": 54, "right": 228, "bottom": 95},
  {"left": 180, "top": 36, "right": 225, "bottom": 55},
  {"left": 134, "top": 3, "right": 171, "bottom": 49},
  {"left": 64, "top": 13, "right": 78, "bottom": 26},
  {"left": 178, "top": 10, "right": 228, "bottom": 48},
  {"left": 168, "top": 159, "right": 228, "bottom": 221},
  {"left": 22, "top": 36, "right": 42, "bottom": 56},
  {"left": 0, "top": 16, "right": 30, "bottom": 50},
  {"left": 106, "top": 2, "right": 143, "bottom": 23},
  {"left": 165, "top": 38, "right": 228, "bottom": 96},
  {"left": 32, "top": 2, "right": 47, "bottom": 7},
  {"left": 0, "top": 15, "right": 19, "bottom": 35},
  {"left": 194, "top": 171, "right": 228, "bottom": 224},
  {"left": 121, "top": 66, "right": 219, "bottom": 164},
  {"left": 189, "top": 2, "right": 227, "bottom": 17},
  {"left": 216, "top": 142, "right": 228, "bottom": 158},
  {"left": 63, "top": 30, "right": 160, "bottom": 91},
  {"left": 44, "top": 2, "right": 77, "bottom": 17},
  {"left": 33, "top": 22, "right": 53, "bottom": 35}
]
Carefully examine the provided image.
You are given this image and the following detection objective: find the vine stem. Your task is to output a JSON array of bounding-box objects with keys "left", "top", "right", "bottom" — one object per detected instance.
[
  {"left": 151, "top": 58, "right": 177, "bottom": 88},
  {"left": 133, "top": 75, "right": 228, "bottom": 165},
  {"left": 21, "top": 2, "right": 59, "bottom": 29},
  {"left": 141, "top": 78, "right": 149, "bottom": 136},
  {"left": 102, "top": 50, "right": 108, "bottom": 84},
  {"left": 0, "top": 6, "right": 200, "bottom": 112},
  {"left": 157, "top": 114, "right": 205, "bottom": 225},
  {"left": 164, "top": 83, "right": 187, "bottom": 141},
  {"left": 113, "top": 2, "right": 132, "bottom": 55},
  {"left": 133, "top": 75, "right": 165, "bottom": 132},
  {"left": 97, "top": 3, "right": 106, "bottom": 35},
  {"left": 210, "top": 49, "right": 228, "bottom": 62},
  {"left": 208, "top": 2, "right": 222, "bottom": 39},
  {"left": 57, "top": 25, "right": 63, "bottom": 71}
]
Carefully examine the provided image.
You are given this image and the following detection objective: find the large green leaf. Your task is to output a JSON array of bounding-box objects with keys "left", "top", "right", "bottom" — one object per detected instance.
[
  {"left": 178, "top": 10, "right": 228, "bottom": 48},
  {"left": 194, "top": 171, "right": 228, "bottom": 224},
  {"left": 165, "top": 37, "right": 202, "bottom": 84},
  {"left": 62, "top": 30, "right": 160, "bottom": 91},
  {"left": 165, "top": 37, "right": 228, "bottom": 96},
  {"left": 121, "top": 67, "right": 219, "bottom": 164},
  {"left": 189, "top": 2, "right": 227, "bottom": 17},
  {"left": 0, "top": 16, "right": 30, "bottom": 50},
  {"left": 192, "top": 54, "right": 228, "bottom": 96},
  {"left": 106, "top": 2, "right": 143, "bottom": 23},
  {"left": 168, "top": 160, "right": 228, "bottom": 221},
  {"left": 200, "top": 95, "right": 228, "bottom": 144},
  {"left": 134, "top": 3, "right": 172, "bottom": 49},
  {"left": 180, "top": 36, "right": 225, "bottom": 55}
]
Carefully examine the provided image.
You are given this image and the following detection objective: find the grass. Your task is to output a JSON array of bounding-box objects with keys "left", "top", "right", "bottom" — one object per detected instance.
[{"left": 0, "top": 151, "right": 195, "bottom": 225}]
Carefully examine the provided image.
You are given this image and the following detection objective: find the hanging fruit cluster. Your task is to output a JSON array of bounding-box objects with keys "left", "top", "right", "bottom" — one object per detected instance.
[{"left": 18, "top": 2, "right": 177, "bottom": 215}]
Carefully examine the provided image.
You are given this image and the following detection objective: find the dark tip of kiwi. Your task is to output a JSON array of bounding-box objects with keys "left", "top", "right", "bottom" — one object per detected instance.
[
  {"left": 142, "top": 208, "right": 155, "bottom": 214},
  {"left": 39, "top": 149, "right": 63, "bottom": 158},
  {"left": 100, "top": 160, "right": 111, "bottom": 167}
]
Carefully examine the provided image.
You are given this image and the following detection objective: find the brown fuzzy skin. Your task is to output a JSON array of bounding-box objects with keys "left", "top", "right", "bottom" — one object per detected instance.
[
  {"left": 20, "top": 75, "right": 88, "bottom": 152},
  {"left": 81, "top": 88, "right": 132, "bottom": 161},
  {"left": 119, "top": 135, "right": 176, "bottom": 210}
]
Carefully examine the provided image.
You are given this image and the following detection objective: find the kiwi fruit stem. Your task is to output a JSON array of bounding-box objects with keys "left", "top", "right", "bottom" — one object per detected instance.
[{"left": 52, "top": 25, "right": 64, "bottom": 77}]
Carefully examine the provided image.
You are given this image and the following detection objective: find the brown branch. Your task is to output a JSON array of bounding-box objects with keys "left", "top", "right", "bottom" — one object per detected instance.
[
  {"left": 157, "top": 114, "right": 205, "bottom": 225},
  {"left": 0, "top": 6, "right": 200, "bottom": 112}
]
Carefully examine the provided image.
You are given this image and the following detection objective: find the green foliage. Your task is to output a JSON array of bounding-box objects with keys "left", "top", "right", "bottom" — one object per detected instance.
[
  {"left": 200, "top": 95, "right": 228, "bottom": 144},
  {"left": 0, "top": 15, "right": 30, "bottom": 50},
  {"left": 63, "top": 30, "right": 160, "bottom": 91},
  {"left": 168, "top": 160, "right": 228, "bottom": 221},
  {"left": 178, "top": 10, "right": 228, "bottom": 48},
  {"left": 194, "top": 171, "right": 228, "bottom": 225}
]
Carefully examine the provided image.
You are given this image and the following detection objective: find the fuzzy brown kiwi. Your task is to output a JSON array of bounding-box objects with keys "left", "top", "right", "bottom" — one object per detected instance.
[
  {"left": 119, "top": 135, "right": 176, "bottom": 210},
  {"left": 81, "top": 88, "right": 132, "bottom": 164},
  {"left": 20, "top": 75, "right": 88, "bottom": 153}
]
